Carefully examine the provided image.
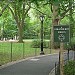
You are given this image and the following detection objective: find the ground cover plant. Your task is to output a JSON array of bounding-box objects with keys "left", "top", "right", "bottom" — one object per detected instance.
[{"left": 64, "top": 60, "right": 75, "bottom": 75}]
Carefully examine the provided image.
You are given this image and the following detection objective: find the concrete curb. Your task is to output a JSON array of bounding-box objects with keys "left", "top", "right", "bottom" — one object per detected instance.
[
  {"left": 0, "top": 57, "right": 34, "bottom": 69},
  {"left": 49, "top": 51, "right": 74, "bottom": 75},
  {"left": 0, "top": 53, "right": 58, "bottom": 69}
]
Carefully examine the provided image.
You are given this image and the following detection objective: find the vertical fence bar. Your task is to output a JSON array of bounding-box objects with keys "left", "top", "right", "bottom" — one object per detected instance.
[
  {"left": 73, "top": 62, "right": 75, "bottom": 75},
  {"left": 35, "top": 47, "right": 37, "bottom": 56},
  {"left": 74, "top": 45, "right": 75, "bottom": 60},
  {"left": 35, "top": 48, "right": 36, "bottom": 56},
  {"left": 74, "top": 50, "right": 75, "bottom": 60},
  {"left": 67, "top": 49, "right": 69, "bottom": 61},
  {"left": 23, "top": 42, "right": 24, "bottom": 58},
  {"left": 10, "top": 42, "right": 12, "bottom": 62},
  {"left": 50, "top": 40, "right": 51, "bottom": 54},
  {"left": 58, "top": 62, "right": 60, "bottom": 75},
  {"left": 55, "top": 62, "right": 57, "bottom": 75},
  {"left": 59, "top": 51, "right": 60, "bottom": 75}
]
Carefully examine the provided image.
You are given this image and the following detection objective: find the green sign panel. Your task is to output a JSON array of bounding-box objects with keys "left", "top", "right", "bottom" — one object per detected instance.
[{"left": 54, "top": 25, "right": 70, "bottom": 42}]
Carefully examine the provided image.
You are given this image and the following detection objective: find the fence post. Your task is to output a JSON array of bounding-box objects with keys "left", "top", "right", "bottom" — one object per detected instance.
[
  {"left": 50, "top": 40, "right": 51, "bottom": 54},
  {"left": 74, "top": 50, "right": 75, "bottom": 60},
  {"left": 23, "top": 42, "right": 24, "bottom": 58},
  {"left": 67, "top": 49, "right": 69, "bottom": 61},
  {"left": 73, "top": 45, "right": 75, "bottom": 60},
  {"left": 59, "top": 51, "right": 60, "bottom": 75},
  {"left": 10, "top": 42, "right": 12, "bottom": 62},
  {"left": 55, "top": 62, "right": 57, "bottom": 75},
  {"left": 35, "top": 48, "right": 37, "bottom": 56}
]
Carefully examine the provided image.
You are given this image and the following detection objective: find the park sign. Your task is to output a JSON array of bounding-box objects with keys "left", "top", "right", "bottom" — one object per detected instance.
[{"left": 53, "top": 25, "right": 70, "bottom": 42}]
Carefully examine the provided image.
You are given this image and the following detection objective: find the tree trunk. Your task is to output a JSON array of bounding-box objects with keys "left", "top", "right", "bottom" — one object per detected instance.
[
  {"left": 18, "top": 24, "right": 23, "bottom": 43},
  {"left": 8, "top": 1, "right": 31, "bottom": 43},
  {"left": 51, "top": 5, "right": 59, "bottom": 49}
]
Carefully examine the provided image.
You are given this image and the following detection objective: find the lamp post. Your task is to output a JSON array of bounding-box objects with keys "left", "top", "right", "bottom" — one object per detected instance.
[{"left": 40, "top": 15, "right": 45, "bottom": 55}]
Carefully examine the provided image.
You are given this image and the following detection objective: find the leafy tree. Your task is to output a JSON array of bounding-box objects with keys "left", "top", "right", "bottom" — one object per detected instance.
[
  {"left": 0, "top": 5, "right": 17, "bottom": 40},
  {"left": 0, "top": 0, "right": 31, "bottom": 42},
  {"left": 0, "top": 0, "right": 75, "bottom": 44},
  {"left": 7, "top": 0, "right": 31, "bottom": 42}
]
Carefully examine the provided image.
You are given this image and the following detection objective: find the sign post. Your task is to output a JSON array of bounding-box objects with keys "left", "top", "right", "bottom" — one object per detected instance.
[{"left": 53, "top": 25, "right": 70, "bottom": 75}]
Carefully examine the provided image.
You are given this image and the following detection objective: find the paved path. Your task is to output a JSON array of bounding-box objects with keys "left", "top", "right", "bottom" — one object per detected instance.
[{"left": 0, "top": 51, "right": 74, "bottom": 75}]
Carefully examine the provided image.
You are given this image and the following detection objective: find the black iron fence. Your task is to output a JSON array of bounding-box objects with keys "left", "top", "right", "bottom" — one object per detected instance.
[
  {"left": 55, "top": 62, "right": 60, "bottom": 75},
  {"left": 0, "top": 41, "right": 52, "bottom": 65},
  {"left": 55, "top": 50, "right": 75, "bottom": 75}
]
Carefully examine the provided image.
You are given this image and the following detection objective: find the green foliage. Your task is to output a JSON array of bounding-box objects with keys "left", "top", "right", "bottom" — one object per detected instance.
[
  {"left": 0, "top": 8, "right": 17, "bottom": 39},
  {"left": 64, "top": 60, "right": 75, "bottom": 75},
  {"left": 65, "top": 37, "right": 75, "bottom": 50},
  {"left": 0, "top": 0, "right": 75, "bottom": 43},
  {"left": 31, "top": 39, "right": 40, "bottom": 48},
  {"left": 70, "top": 37, "right": 75, "bottom": 50},
  {"left": 61, "top": 17, "right": 69, "bottom": 25},
  {"left": 31, "top": 39, "right": 49, "bottom": 48},
  {"left": 71, "top": 37, "right": 75, "bottom": 45}
]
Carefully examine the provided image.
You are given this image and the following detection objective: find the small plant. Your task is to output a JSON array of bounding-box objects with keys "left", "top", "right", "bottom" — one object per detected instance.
[
  {"left": 64, "top": 60, "right": 75, "bottom": 75},
  {"left": 31, "top": 39, "right": 49, "bottom": 48}
]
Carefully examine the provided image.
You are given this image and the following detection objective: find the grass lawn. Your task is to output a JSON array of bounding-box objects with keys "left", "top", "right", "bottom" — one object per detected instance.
[{"left": 0, "top": 41, "right": 59, "bottom": 65}]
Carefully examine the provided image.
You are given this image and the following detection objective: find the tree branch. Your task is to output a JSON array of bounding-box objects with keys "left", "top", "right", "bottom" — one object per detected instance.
[
  {"left": 60, "top": 4, "right": 75, "bottom": 19},
  {"left": 24, "top": 5, "right": 31, "bottom": 16},
  {"left": 51, "top": 4, "right": 53, "bottom": 13},
  {"left": 31, "top": 7, "right": 52, "bottom": 18},
  {"left": 21, "top": 2, "right": 31, "bottom": 27},
  {"left": 0, "top": 3, "right": 9, "bottom": 16},
  {"left": 8, "top": 6, "right": 15, "bottom": 19},
  {"left": 8, "top": 6, "right": 19, "bottom": 26},
  {"left": 21, "top": 2, "right": 25, "bottom": 27}
]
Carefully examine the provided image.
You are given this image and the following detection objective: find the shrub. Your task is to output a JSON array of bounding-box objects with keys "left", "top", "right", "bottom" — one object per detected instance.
[
  {"left": 64, "top": 60, "right": 75, "bottom": 75},
  {"left": 64, "top": 37, "right": 75, "bottom": 50},
  {"left": 31, "top": 39, "right": 49, "bottom": 48}
]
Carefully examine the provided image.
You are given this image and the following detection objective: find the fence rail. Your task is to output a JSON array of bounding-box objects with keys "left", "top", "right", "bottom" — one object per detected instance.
[
  {"left": 0, "top": 41, "right": 52, "bottom": 65},
  {"left": 55, "top": 50, "right": 75, "bottom": 75}
]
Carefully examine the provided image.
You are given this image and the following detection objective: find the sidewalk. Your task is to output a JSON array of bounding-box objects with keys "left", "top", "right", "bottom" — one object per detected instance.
[{"left": 49, "top": 68, "right": 55, "bottom": 75}]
